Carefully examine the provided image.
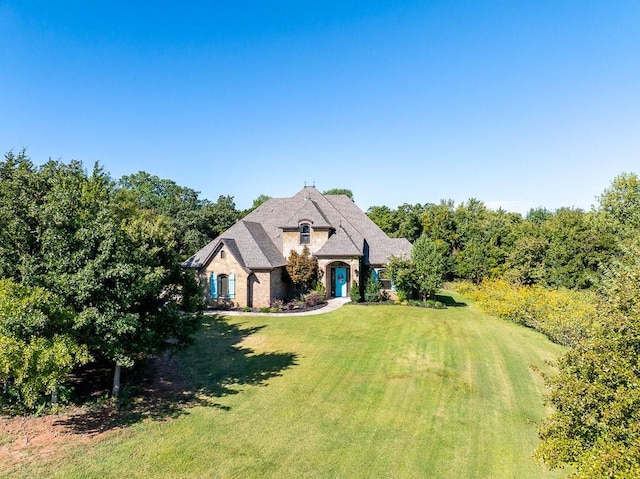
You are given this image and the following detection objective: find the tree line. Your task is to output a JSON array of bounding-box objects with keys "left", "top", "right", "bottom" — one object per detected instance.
[{"left": 368, "top": 192, "right": 627, "bottom": 291}]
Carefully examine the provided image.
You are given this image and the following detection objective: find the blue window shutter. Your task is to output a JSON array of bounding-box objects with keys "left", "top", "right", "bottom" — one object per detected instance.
[
  {"left": 229, "top": 272, "right": 236, "bottom": 299},
  {"left": 372, "top": 269, "right": 379, "bottom": 281},
  {"left": 210, "top": 272, "right": 218, "bottom": 299}
]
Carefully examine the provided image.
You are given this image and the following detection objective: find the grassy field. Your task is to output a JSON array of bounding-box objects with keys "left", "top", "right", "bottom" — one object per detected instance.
[{"left": 11, "top": 293, "right": 567, "bottom": 478}]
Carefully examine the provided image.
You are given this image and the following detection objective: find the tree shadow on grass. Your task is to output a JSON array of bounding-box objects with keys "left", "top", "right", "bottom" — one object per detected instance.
[
  {"left": 180, "top": 315, "right": 299, "bottom": 402},
  {"left": 435, "top": 293, "right": 467, "bottom": 307},
  {"left": 55, "top": 314, "right": 298, "bottom": 435}
]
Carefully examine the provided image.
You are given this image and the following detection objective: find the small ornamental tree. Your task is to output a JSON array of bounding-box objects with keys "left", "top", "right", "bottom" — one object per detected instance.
[
  {"left": 386, "top": 255, "right": 418, "bottom": 299},
  {"left": 286, "top": 246, "right": 318, "bottom": 293},
  {"left": 386, "top": 236, "right": 447, "bottom": 300},
  {"left": 349, "top": 280, "right": 361, "bottom": 303},
  {"left": 364, "top": 271, "right": 382, "bottom": 302},
  {"left": 412, "top": 235, "right": 447, "bottom": 300}
]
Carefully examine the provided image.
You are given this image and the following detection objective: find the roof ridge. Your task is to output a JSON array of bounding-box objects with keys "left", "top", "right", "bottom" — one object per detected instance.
[
  {"left": 337, "top": 223, "right": 359, "bottom": 250},
  {"left": 311, "top": 199, "right": 331, "bottom": 224}
]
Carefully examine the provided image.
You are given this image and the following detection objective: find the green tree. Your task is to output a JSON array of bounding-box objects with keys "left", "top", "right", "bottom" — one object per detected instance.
[
  {"left": 0, "top": 279, "right": 90, "bottom": 411},
  {"left": 541, "top": 208, "right": 612, "bottom": 289},
  {"left": 367, "top": 205, "right": 400, "bottom": 236},
  {"left": 598, "top": 172, "right": 640, "bottom": 235},
  {"left": 386, "top": 254, "right": 418, "bottom": 299},
  {"left": 0, "top": 150, "right": 43, "bottom": 282},
  {"left": 503, "top": 221, "right": 549, "bottom": 286},
  {"left": 367, "top": 203, "right": 425, "bottom": 242},
  {"left": 0, "top": 152, "right": 202, "bottom": 401},
  {"left": 536, "top": 241, "right": 640, "bottom": 478},
  {"left": 421, "top": 200, "right": 457, "bottom": 267},
  {"left": 396, "top": 203, "right": 426, "bottom": 242},
  {"left": 453, "top": 202, "right": 520, "bottom": 283},
  {"left": 412, "top": 235, "right": 447, "bottom": 299},
  {"left": 119, "top": 172, "right": 239, "bottom": 259},
  {"left": 204, "top": 195, "right": 241, "bottom": 238},
  {"left": 323, "top": 188, "right": 354, "bottom": 200}
]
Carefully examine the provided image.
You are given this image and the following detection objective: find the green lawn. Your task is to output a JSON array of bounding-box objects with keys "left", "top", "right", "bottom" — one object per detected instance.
[{"left": 13, "top": 293, "right": 567, "bottom": 478}]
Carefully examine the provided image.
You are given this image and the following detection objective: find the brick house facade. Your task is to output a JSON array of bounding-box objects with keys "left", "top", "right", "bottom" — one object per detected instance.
[{"left": 183, "top": 186, "right": 412, "bottom": 308}]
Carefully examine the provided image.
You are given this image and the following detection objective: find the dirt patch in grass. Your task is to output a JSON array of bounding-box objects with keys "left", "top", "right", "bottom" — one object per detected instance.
[{"left": 0, "top": 352, "right": 191, "bottom": 472}]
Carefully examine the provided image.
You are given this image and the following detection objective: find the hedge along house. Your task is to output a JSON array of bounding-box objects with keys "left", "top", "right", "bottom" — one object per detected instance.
[{"left": 183, "top": 186, "right": 412, "bottom": 308}]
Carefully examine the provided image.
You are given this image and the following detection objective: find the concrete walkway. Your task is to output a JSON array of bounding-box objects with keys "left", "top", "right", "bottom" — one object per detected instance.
[{"left": 204, "top": 297, "right": 351, "bottom": 317}]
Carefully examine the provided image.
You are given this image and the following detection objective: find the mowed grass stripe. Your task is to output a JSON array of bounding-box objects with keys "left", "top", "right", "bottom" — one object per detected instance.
[{"left": 13, "top": 294, "right": 567, "bottom": 479}]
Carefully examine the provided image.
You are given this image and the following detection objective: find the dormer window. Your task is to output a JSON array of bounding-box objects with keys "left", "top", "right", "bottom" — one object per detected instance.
[{"left": 300, "top": 223, "right": 311, "bottom": 244}]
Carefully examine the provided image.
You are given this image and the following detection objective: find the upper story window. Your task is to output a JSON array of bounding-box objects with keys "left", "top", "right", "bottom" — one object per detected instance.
[
  {"left": 220, "top": 249, "right": 226, "bottom": 259},
  {"left": 300, "top": 223, "right": 311, "bottom": 244}
]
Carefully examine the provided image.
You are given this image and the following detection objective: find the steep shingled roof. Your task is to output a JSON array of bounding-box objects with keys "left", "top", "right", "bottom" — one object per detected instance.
[
  {"left": 315, "top": 226, "right": 362, "bottom": 257},
  {"left": 184, "top": 186, "right": 412, "bottom": 270},
  {"left": 280, "top": 198, "right": 332, "bottom": 229}
]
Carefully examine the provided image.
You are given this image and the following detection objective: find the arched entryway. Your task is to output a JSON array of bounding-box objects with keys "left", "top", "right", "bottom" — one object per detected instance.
[{"left": 328, "top": 261, "right": 351, "bottom": 298}]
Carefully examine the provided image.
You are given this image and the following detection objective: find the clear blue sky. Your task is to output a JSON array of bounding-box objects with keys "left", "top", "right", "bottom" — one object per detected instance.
[{"left": 2, "top": 1, "right": 639, "bottom": 213}]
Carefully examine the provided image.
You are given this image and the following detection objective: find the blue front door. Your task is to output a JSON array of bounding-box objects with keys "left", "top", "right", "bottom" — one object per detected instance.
[{"left": 335, "top": 267, "right": 347, "bottom": 297}]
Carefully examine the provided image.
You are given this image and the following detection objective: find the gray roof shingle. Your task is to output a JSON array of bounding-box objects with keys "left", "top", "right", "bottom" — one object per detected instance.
[{"left": 185, "top": 186, "right": 412, "bottom": 270}]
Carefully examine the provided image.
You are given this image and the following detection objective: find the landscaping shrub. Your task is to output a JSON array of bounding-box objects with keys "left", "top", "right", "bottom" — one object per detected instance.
[
  {"left": 271, "top": 299, "right": 284, "bottom": 311},
  {"left": 303, "top": 291, "right": 325, "bottom": 308},
  {"left": 364, "top": 272, "right": 383, "bottom": 302},
  {"left": 285, "top": 299, "right": 298, "bottom": 311},
  {"left": 425, "top": 299, "right": 446, "bottom": 309},
  {"left": 349, "top": 280, "right": 361, "bottom": 303},
  {"left": 406, "top": 299, "right": 446, "bottom": 309}
]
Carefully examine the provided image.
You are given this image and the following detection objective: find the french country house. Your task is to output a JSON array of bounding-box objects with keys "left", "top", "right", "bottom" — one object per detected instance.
[{"left": 183, "top": 186, "right": 412, "bottom": 308}]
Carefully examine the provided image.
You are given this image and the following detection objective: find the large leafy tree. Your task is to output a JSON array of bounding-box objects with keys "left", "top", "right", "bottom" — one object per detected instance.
[
  {"left": 541, "top": 208, "right": 614, "bottom": 289},
  {"left": 367, "top": 205, "right": 400, "bottom": 236},
  {"left": 0, "top": 278, "right": 90, "bottom": 411},
  {"left": 367, "top": 203, "right": 425, "bottom": 242},
  {"left": 453, "top": 201, "right": 518, "bottom": 283},
  {"left": 598, "top": 172, "right": 640, "bottom": 235},
  {"left": 0, "top": 151, "right": 202, "bottom": 403},
  {"left": 536, "top": 242, "right": 640, "bottom": 478},
  {"left": 0, "top": 150, "right": 43, "bottom": 281},
  {"left": 119, "top": 172, "right": 240, "bottom": 259}
]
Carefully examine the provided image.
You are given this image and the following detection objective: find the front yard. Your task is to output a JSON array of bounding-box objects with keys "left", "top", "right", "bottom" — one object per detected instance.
[{"left": 6, "top": 293, "right": 567, "bottom": 478}]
